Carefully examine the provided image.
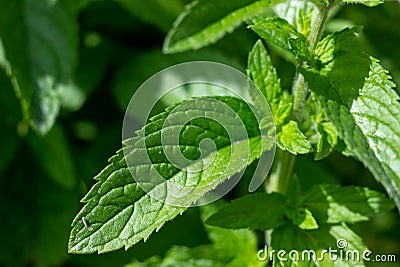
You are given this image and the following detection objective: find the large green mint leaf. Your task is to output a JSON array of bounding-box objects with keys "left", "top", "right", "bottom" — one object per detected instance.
[
  {"left": 304, "top": 184, "right": 394, "bottom": 224},
  {"left": 0, "top": 0, "right": 77, "bottom": 134},
  {"left": 163, "top": 0, "right": 283, "bottom": 54},
  {"left": 302, "top": 54, "right": 400, "bottom": 211},
  {"left": 271, "top": 223, "right": 367, "bottom": 266},
  {"left": 69, "top": 96, "right": 273, "bottom": 254},
  {"left": 206, "top": 193, "right": 287, "bottom": 230}
]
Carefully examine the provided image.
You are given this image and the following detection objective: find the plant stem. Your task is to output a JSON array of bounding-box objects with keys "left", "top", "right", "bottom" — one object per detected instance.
[
  {"left": 292, "top": 6, "right": 329, "bottom": 123},
  {"left": 271, "top": 8, "right": 329, "bottom": 194},
  {"left": 267, "top": 149, "right": 296, "bottom": 194},
  {"left": 265, "top": 3, "right": 331, "bottom": 247},
  {"left": 308, "top": 7, "right": 330, "bottom": 52}
]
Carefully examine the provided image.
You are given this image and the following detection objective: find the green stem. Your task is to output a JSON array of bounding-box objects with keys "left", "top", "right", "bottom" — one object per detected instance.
[
  {"left": 265, "top": 3, "right": 332, "bottom": 247},
  {"left": 292, "top": 6, "right": 329, "bottom": 123},
  {"left": 308, "top": 7, "right": 330, "bottom": 52},
  {"left": 269, "top": 6, "right": 331, "bottom": 195},
  {"left": 267, "top": 150, "right": 296, "bottom": 194}
]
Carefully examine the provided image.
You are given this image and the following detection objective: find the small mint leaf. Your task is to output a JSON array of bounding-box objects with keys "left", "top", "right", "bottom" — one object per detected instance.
[
  {"left": 247, "top": 40, "right": 282, "bottom": 113},
  {"left": 276, "top": 121, "right": 313, "bottom": 155},
  {"left": 206, "top": 193, "right": 287, "bottom": 230},
  {"left": 315, "top": 26, "right": 363, "bottom": 67},
  {"left": 289, "top": 38, "right": 313, "bottom": 64},
  {"left": 315, "top": 121, "right": 338, "bottom": 160},
  {"left": 342, "top": 0, "right": 383, "bottom": 7},
  {"left": 286, "top": 206, "right": 318, "bottom": 230},
  {"left": 304, "top": 184, "right": 394, "bottom": 224},
  {"left": 298, "top": 209, "right": 318, "bottom": 230},
  {"left": 271, "top": 223, "right": 368, "bottom": 266},
  {"left": 163, "top": 0, "right": 284, "bottom": 53},
  {"left": 249, "top": 16, "right": 307, "bottom": 41}
]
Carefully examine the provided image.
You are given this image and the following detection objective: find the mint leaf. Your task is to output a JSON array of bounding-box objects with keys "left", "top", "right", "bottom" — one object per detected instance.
[
  {"left": 271, "top": 223, "right": 367, "bottom": 266},
  {"left": 342, "top": 0, "right": 383, "bottom": 7},
  {"left": 304, "top": 184, "right": 394, "bottom": 224},
  {"left": 286, "top": 206, "right": 319, "bottom": 230},
  {"left": 315, "top": 27, "right": 362, "bottom": 67},
  {"left": 298, "top": 209, "right": 318, "bottom": 230},
  {"left": 163, "top": 0, "right": 283, "bottom": 53},
  {"left": 247, "top": 41, "right": 311, "bottom": 155},
  {"left": 289, "top": 38, "right": 313, "bottom": 64},
  {"left": 247, "top": 40, "right": 294, "bottom": 128},
  {"left": 249, "top": 16, "right": 307, "bottom": 41},
  {"left": 315, "top": 121, "right": 338, "bottom": 160},
  {"left": 276, "top": 121, "right": 312, "bottom": 154},
  {"left": 69, "top": 96, "right": 273, "bottom": 253},
  {"left": 247, "top": 40, "right": 282, "bottom": 113},
  {"left": 0, "top": 0, "right": 77, "bottom": 134},
  {"left": 248, "top": 17, "right": 296, "bottom": 62},
  {"left": 273, "top": 0, "right": 316, "bottom": 38},
  {"left": 302, "top": 54, "right": 400, "bottom": 211},
  {"left": 206, "top": 193, "right": 287, "bottom": 230},
  {"left": 249, "top": 0, "right": 316, "bottom": 58}
]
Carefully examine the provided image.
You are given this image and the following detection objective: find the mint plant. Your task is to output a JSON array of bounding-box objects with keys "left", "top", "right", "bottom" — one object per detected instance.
[{"left": 67, "top": 0, "right": 399, "bottom": 266}]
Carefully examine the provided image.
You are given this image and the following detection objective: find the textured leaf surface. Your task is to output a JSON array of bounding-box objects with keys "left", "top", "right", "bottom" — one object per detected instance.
[
  {"left": 69, "top": 96, "right": 272, "bottom": 253},
  {"left": 0, "top": 0, "right": 77, "bottom": 134},
  {"left": 163, "top": 0, "right": 283, "bottom": 53},
  {"left": 302, "top": 54, "right": 400, "bottom": 211},
  {"left": 206, "top": 193, "right": 287, "bottom": 230},
  {"left": 304, "top": 184, "right": 394, "bottom": 224},
  {"left": 247, "top": 40, "right": 283, "bottom": 114},
  {"left": 315, "top": 27, "right": 362, "bottom": 67}
]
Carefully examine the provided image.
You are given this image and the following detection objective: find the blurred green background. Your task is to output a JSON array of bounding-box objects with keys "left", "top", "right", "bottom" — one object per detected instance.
[{"left": 0, "top": 1, "right": 399, "bottom": 266}]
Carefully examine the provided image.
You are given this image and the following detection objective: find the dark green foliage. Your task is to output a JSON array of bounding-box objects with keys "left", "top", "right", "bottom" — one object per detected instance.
[{"left": 1, "top": 0, "right": 400, "bottom": 266}]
